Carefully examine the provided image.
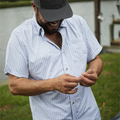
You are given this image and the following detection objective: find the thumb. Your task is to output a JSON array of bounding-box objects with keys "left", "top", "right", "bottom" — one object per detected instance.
[
  {"left": 85, "top": 69, "right": 94, "bottom": 74},
  {"left": 81, "top": 69, "right": 93, "bottom": 76}
]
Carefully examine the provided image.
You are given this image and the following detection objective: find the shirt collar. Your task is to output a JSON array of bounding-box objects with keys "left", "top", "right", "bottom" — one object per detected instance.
[
  {"left": 60, "top": 20, "right": 66, "bottom": 28},
  {"left": 32, "top": 13, "right": 43, "bottom": 36}
]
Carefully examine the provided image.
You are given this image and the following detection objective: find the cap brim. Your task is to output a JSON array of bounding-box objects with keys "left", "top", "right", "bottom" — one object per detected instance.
[{"left": 38, "top": 3, "right": 73, "bottom": 22}]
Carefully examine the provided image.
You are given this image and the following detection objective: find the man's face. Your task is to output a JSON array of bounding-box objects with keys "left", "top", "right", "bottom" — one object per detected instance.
[{"left": 36, "top": 8, "right": 63, "bottom": 34}]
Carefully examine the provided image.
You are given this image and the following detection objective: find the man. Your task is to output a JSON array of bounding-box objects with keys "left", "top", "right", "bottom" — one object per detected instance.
[{"left": 4, "top": 0, "right": 103, "bottom": 120}]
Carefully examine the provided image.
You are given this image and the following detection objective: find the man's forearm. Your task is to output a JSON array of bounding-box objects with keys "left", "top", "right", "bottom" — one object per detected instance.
[
  {"left": 8, "top": 73, "right": 80, "bottom": 96},
  {"left": 87, "top": 55, "right": 103, "bottom": 76},
  {"left": 8, "top": 74, "right": 54, "bottom": 96}
]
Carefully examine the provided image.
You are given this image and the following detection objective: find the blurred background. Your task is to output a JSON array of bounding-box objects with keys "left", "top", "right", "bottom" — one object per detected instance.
[{"left": 0, "top": 0, "right": 120, "bottom": 120}]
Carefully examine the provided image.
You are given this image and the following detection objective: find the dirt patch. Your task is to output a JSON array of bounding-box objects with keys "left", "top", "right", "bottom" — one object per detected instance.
[
  {"left": 101, "top": 71, "right": 114, "bottom": 76},
  {"left": 103, "top": 61, "right": 114, "bottom": 65},
  {"left": 1, "top": 105, "right": 12, "bottom": 112}
]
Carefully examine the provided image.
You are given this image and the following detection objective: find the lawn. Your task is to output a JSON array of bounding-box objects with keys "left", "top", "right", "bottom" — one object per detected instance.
[
  {"left": 91, "top": 53, "right": 120, "bottom": 120},
  {"left": 0, "top": 53, "right": 120, "bottom": 120},
  {"left": 0, "top": 0, "right": 113, "bottom": 9}
]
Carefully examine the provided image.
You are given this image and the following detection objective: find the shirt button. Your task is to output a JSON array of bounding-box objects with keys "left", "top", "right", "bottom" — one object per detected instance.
[
  {"left": 66, "top": 68, "right": 68, "bottom": 71},
  {"left": 72, "top": 102, "right": 74, "bottom": 104}
]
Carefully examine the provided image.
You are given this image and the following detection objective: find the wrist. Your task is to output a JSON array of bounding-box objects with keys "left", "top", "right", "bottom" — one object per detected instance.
[{"left": 49, "top": 78, "right": 56, "bottom": 91}]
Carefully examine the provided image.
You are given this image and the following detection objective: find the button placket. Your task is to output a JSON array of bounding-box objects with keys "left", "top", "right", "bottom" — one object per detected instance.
[
  {"left": 61, "top": 37, "right": 76, "bottom": 120},
  {"left": 61, "top": 50, "right": 69, "bottom": 74},
  {"left": 66, "top": 68, "right": 68, "bottom": 71}
]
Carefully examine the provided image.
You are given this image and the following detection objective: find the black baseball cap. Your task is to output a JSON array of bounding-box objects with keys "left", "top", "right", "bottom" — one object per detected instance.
[{"left": 33, "top": 0, "right": 73, "bottom": 22}]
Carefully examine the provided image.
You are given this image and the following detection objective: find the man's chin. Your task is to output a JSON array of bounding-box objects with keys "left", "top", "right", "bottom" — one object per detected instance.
[{"left": 45, "top": 28, "right": 58, "bottom": 34}]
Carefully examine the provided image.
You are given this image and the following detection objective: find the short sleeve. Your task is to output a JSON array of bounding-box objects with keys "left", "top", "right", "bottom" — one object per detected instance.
[
  {"left": 82, "top": 19, "right": 102, "bottom": 63},
  {"left": 4, "top": 29, "right": 29, "bottom": 78}
]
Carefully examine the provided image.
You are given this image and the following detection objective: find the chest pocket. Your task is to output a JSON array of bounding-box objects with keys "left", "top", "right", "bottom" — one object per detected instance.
[
  {"left": 68, "top": 38, "right": 87, "bottom": 62},
  {"left": 66, "top": 38, "right": 87, "bottom": 76}
]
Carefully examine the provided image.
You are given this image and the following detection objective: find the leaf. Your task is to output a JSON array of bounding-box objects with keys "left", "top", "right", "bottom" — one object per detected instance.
[{"left": 102, "top": 102, "right": 106, "bottom": 107}]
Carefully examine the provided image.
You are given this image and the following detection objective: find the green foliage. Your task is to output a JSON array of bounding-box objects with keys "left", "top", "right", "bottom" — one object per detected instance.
[
  {"left": 0, "top": 1, "right": 31, "bottom": 8},
  {"left": 0, "top": 53, "right": 120, "bottom": 120},
  {"left": 0, "top": 0, "right": 31, "bottom": 2},
  {"left": 0, "top": 0, "right": 115, "bottom": 9}
]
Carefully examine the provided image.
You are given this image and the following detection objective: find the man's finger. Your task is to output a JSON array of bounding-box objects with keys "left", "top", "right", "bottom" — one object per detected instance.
[
  {"left": 85, "top": 69, "right": 94, "bottom": 74},
  {"left": 66, "top": 88, "right": 78, "bottom": 94},
  {"left": 82, "top": 73, "right": 98, "bottom": 81},
  {"left": 80, "top": 81, "right": 90, "bottom": 87},
  {"left": 66, "top": 76, "right": 79, "bottom": 83},
  {"left": 79, "top": 75, "right": 96, "bottom": 86},
  {"left": 64, "top": 82, "right": 78, "bottom": 88}
]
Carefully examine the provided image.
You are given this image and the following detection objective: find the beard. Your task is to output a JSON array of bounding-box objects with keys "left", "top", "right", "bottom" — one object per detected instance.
[
  {"left": 40, "top": 21, "right": 62, "bottom": 34},
  {"left": 36, "top": 11, "right": 63, "bottom": 34}
]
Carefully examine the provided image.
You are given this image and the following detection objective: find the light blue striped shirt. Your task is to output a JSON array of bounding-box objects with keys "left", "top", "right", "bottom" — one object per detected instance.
[{"left": 4, "top": 14, "right": 102, "bottom": 120}]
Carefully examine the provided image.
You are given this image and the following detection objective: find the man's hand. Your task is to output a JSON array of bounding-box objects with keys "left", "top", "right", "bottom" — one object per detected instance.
[
  {"left": 79, "top": 55, "right": 103, "bottom": 87},
  {"left": 53, "top": 74, "right": 79, "bottom": 94},
  {"left": 79, "top": 69, "right": 98, "bottom": 87}
]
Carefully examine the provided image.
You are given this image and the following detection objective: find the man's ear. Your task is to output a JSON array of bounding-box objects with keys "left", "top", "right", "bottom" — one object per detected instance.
[{"left": 31, "top": 1, "right": 37, "bottom": 12}]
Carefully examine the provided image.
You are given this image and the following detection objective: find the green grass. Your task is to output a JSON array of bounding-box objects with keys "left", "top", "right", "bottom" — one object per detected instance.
[
  {"left": 0, "top": 1, "right": 31, "bottom": 9},
  {"left": 91, "top": 53, "right": 120, "bottom": 120},
  {"left": 0, "top": 53, "right": 120, "bottom": 120},
  {"left": 0, "top": 85, "right": 32, "bottom": 120},
  {"left": 0, "top": 0, "right": 114, "bottom": 9}
]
